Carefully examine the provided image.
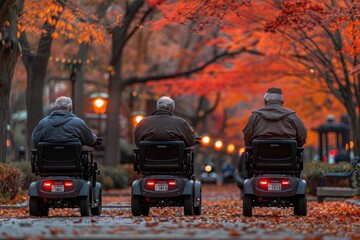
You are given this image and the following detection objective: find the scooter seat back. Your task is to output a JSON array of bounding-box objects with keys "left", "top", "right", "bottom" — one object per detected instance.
[
  {"left": 251, "top": 139, "right": 298, "bottom": 172},
  {"left": 36, "top": 142, "right": 83, "bottom": 176}
]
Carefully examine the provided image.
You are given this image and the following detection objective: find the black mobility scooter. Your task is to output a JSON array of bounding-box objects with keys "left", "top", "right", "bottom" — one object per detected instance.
[
  {"left": 132, "top": 141, "right": 201, "bottom": 216},
  {"left": 29, "top": 141, "right": 102, "bottom": 217},
  {"left": 242, "top": 139, "right": 307, "bottom": 217}
]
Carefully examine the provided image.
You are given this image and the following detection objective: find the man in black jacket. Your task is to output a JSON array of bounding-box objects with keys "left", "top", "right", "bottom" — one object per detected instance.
[
  {"left": 134, "top": 96, "right": 196, "bottom": 147},
  {"left": 32, "top": 96, "right": 98, "bottom": 147}
]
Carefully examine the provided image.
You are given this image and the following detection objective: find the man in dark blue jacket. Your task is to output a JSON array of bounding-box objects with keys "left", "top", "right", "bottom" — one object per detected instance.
[{"left": 32, "top": 96, "right": 98, "bottom": 147}]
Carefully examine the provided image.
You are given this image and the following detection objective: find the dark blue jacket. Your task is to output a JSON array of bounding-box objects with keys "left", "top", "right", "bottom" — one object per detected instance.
[{"left": 32, "top": 110, "right": 97, "bottom": 147}]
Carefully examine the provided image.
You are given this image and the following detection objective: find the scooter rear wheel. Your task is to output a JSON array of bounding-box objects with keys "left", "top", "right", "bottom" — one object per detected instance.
[
  {"left": 183, "top": 194, "right": 194, "bottom": 216},
  {"left": 91, "top": 189, "right": 102, "bottom": 216},
  {"left": 29, "top": 197, "right": 40, "bottom": 216},
  {"left": 80, "top": 194, "right": 91, "bottom": 217},
  {"left": 242, "top": 194, "right": 253, "bottom": 217}
]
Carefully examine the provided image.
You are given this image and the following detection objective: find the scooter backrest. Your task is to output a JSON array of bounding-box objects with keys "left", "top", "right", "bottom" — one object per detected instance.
[
  {"left": 37, "top": 142, "right": 83, "bottom": 174},
  {"left": 251, "top": 139, "right": 298, "bottom": 171},
  {"left": 138, "top": 141, "right": 186, "bottom": 173}
]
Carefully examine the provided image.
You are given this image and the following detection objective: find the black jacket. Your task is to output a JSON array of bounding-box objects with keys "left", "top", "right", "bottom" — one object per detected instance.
[
  {"left": 32, "top": 110, "right": 97, "bottom": 147},
  {"left": 134, "top": 109, "right": 196, "bottom": 147}
]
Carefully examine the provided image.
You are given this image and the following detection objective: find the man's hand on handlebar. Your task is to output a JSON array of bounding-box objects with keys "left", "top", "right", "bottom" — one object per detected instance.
[{"left": 96, "top": 137, "right": 103, "bottom": 145}]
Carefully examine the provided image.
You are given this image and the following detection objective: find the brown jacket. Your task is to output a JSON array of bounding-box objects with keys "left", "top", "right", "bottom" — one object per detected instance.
[
  {"left": 134, "top": 109, "right": 196, "bottom": 147},
  {"left": 243, "top": 101, "right": 307, "bottom": 147}
]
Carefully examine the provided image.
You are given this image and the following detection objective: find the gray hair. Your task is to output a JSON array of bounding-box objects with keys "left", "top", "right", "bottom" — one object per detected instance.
[
  {"left": 157, "top": 96, "right": 175, "bottom": 112},
  {"left": 55, "top": 96, "right": 73, "bottom": 111},
  {"left": 264, "top": 93, "right": 284, "bottom": 103}
]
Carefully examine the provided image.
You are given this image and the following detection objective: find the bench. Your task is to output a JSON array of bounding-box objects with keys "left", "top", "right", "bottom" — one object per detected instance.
[{"left": 316, "top": 157, "right": 359, "bottom": 203}]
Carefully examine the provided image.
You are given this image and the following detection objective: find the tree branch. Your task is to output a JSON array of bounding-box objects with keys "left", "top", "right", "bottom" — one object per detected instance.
[{"left": 123, "top": 43, "right": 264, "bottom": 86}]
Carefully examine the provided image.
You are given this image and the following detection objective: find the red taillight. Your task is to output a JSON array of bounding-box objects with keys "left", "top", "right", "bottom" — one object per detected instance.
[
  {"left": 64, "top": 181, "right": 74, "bottom": 188},
  {"left": 146, "top": 180, "right": 156, "bottom": 187},
  {"left": 42, "top": 181, "right": 53, "bottom": 190},
  {"left": 168, "top": 180, "right": 177, "bottom": 186},
  {"left": 259, "top": 179, "right": 268, "bottom": 186},
  {"left": 281, "top": 180, "right": 290, "bottom": 186},
  {"left": 329, "top": 149, "right": 336, "bottom": 157}
]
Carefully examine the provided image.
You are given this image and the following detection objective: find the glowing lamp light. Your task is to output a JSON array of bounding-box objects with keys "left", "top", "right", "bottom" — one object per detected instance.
[
  {"left": 226, "top": 144, "right": 235, "bottom": 154},
  {"left": 214, "top": 140, "right": 223, "bottom": 151},
  {"left": 131, "top": 111, "right": 146, "bottom": 127},
  {"left": 134, "top": 115, "right": 144, "bottom": 124},
  {"left": 238, "top": 147, "right": 245, "bottom": 156},
  {"left": 90, "top": 93, "right": 108, "bottom": 114},
  {"left": 204, "top": 165, "right": 212, "bottom": 173},
  {"left": 201, "top": 135, "right": 211, "bottom": 146}
]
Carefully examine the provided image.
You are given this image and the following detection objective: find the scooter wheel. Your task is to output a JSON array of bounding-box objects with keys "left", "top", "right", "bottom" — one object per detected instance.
[
  {"left": 80, "top": 195, "right": 91, "bottom": 217},
  {"left": 242, "top": 194, "right": 253, "bottom": 217}
]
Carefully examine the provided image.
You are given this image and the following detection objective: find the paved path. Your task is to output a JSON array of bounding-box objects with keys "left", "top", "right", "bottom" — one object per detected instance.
[{"left": 0, "top": 185, "right": 359, "bottom": 239}]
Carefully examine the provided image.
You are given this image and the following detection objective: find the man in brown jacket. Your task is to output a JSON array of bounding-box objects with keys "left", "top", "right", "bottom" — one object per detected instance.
[
  {"left": 243, "top": 87, "right": 307, "bottom": 147},
  {"left": 235, "top": 88, "right": 307, "bottom": 191},
  {"left": 134, "top": 96, "right": 197, "bottom": 147}
]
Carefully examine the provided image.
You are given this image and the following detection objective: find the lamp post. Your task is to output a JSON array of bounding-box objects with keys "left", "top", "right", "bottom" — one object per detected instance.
[
  {"left": 90, "top": 93, "right": 108, "bottom": 137},
  {"left": 66, "top": 56, "right": 83, "bottom": 113}
]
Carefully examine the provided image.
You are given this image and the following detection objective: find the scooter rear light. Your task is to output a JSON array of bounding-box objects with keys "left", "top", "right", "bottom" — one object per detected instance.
[
  {"left": 42, "top": 181, "right": 53, "bottom": 191},
  {"left": 281, "top": 180, "right": 290, "bottom": 186},
  {"left": 64, "top": 181, "right": 74, "bottom": 190},
  {"left": 259, "top": 179, "right": 268, "bottom": 186},
  {"left": 167, "top": 180, "right": 177, "bottom": 186},
  {"left": 146, "top": 180, "right": 156, "bottom": 187}
]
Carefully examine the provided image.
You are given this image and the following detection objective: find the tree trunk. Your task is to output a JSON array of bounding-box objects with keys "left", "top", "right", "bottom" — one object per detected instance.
[
  {"left": 104, "top": 0, "right": 144, "bottom": 166},
  {"left": 0, "top": 0, "right": 22, "bottom": 162},
  {"left": 22, "top": 28, "right": 54, "bottom": 156}
]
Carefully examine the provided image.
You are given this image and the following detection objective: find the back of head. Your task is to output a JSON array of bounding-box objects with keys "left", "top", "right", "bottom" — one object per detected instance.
[
  {"left": 264, "top": 87, "right": 284, "bottom": 104},
  {"left": 157, "top": 96, "right": 175, "bottom": 112},
  {"left": 55, "top": 96, "right": 72, "bottom": 111}
]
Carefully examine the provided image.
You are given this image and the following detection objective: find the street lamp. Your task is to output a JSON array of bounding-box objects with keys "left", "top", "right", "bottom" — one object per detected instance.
[
  {"left": 131, "top": 111, "right": 145, "bottom": 128},
  {"left": 201, "top": 135, "right": 211, "bottom": 147},
  {"left": 226, "top": 144, "right": 235, "bottom": 155},
  {"left": 214, "top": 139, "right": 224, "bottom": 151},
  {"left": 90, "top": 93, "right": 108, "bottom": 136}
]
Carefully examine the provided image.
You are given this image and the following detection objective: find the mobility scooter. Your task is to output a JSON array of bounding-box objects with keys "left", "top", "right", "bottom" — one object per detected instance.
[
  {"left": 29, "top": 139, "right": 102, "bottom": 217},
  {"left": 242, "top": 139, "right": 307, "bottom": 217},
  {"left": 131, "top": 140, "right": 201, "bottom": 216}
]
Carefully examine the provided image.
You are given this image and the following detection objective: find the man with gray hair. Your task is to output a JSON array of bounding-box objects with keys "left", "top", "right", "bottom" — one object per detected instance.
[
  {"left": 235, "top": 88, "right": 307, "bottom": 192},
  {"left": 32, "top": 96, "right": 98, "bottom": 147},
  {"left": 243, "top": 87, "right": 307, "bottom": 147},
  {"left": 134, "top": 96, "right": 196, "bottom": 147}
]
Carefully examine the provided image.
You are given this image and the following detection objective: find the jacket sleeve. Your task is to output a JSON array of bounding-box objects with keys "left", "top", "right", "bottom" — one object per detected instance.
[
  {"left": 32, "top": 119, "right": 47, "bottom": 148},
  {"left": 134, "top": 120, "right": 144, "bottom": 147},
  {"left": 243, "top": 113, "right": 256, "bottom": 147},
  {"left": 76, "top": 118, "right": 98, "bottom": 146},
  {"left": 181, "top": 121, "right": 196, "bottom": 147},
  {"left": 293, "top": 114, "right": 307, "bottom": 147}
]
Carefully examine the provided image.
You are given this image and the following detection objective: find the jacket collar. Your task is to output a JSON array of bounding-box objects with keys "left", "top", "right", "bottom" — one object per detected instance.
[{"left": 151, "top": 109, "right": 173, "bottom": 116}]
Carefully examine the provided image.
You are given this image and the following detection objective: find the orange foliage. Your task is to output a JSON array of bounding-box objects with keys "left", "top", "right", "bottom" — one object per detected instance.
[{"left": 18, "top": 0, "right": 107, "bottom": 45}]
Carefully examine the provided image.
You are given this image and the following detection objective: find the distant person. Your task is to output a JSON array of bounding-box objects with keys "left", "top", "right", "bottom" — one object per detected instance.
[
  {"left": 134, "top": 96, "right": 196, "bottom": 147},
  {"left": 32, "top": 96, "right": 98, "bottom": 147}
]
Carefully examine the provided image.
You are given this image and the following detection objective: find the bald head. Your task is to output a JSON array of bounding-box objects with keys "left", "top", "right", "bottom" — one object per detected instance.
[
  {"left": 55, "top": 96, "right": 73, "bottom": 111},
  {"left": 157, "top": 96, "right": 175, "bottom": 112}
]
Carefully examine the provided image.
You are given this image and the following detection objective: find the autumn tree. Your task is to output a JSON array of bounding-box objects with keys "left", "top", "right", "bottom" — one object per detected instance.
[
  {"left": 264, "top": 0, "right": 360, "bottom": 155},
  {"left": 17, "top": 0, "right": 108, "bottom": 158},
  {"left": 0, "top": 0, "right": 24, "bottom": 162}
]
